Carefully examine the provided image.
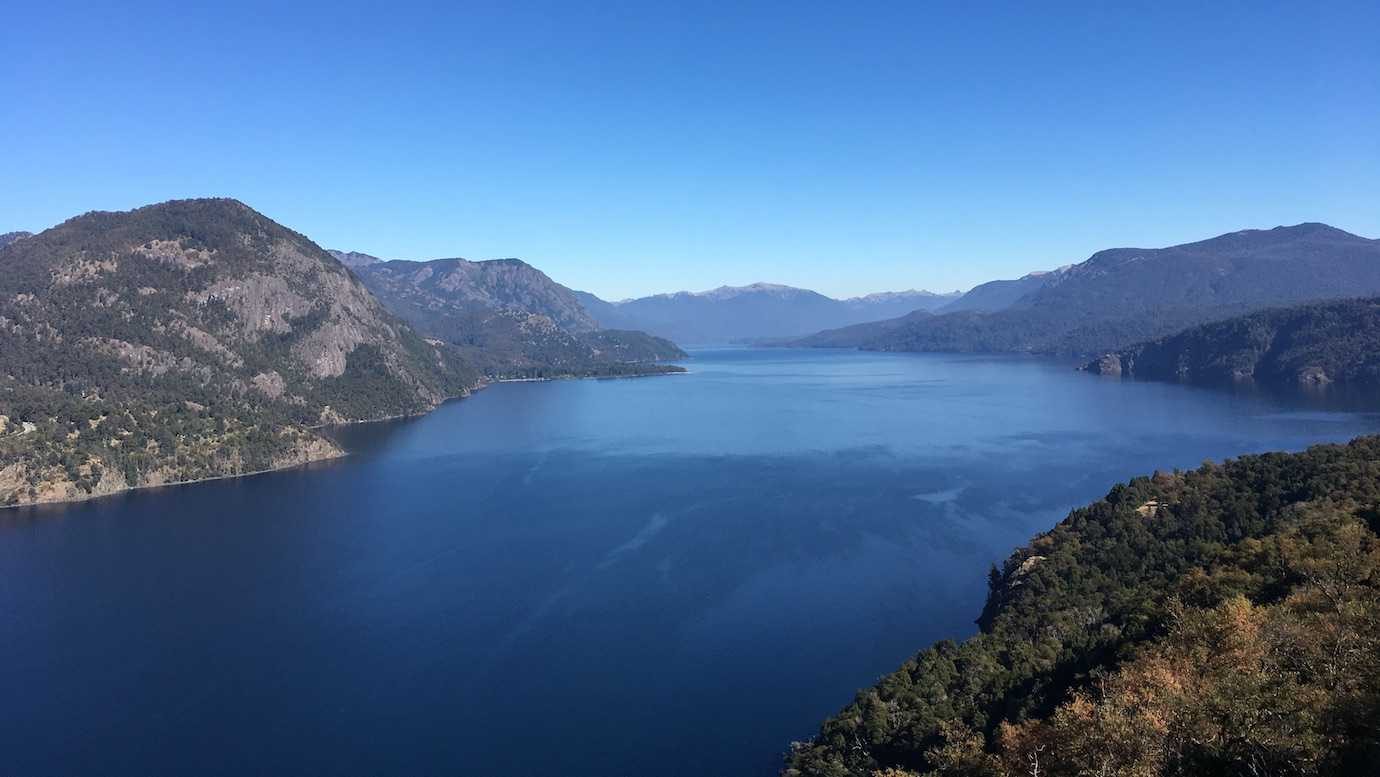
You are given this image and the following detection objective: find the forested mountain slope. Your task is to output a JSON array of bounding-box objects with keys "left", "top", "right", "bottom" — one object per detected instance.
[
  {"left": 355, "top": 258, "right": 685, "bottom": 379},
  {"left": 1084, "top": 297, "right": 1380, "bottom": 387},
  {"left": 937, "top": 272, "right": 1054, "bottom": 314},
  {"left": 785, "top": 436, "right": 1380, "bottom": 776},
  {"left": 0, "top": 199, "right": 477, "bottom": 506},
  {"left": 793, "top": 223, "right": 1380, "bottom": 356}
]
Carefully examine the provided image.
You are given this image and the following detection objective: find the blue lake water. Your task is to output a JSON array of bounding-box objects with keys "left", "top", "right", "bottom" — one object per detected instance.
[{"left": 3, "top": 348, "right": 1379, "bottom": 776}]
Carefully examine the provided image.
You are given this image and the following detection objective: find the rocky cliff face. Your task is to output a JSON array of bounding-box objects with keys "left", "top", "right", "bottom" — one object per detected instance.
[
  {"left": 0, "top": 198, "right": 477, "bottom": 506},
  {"left": 360, "top": 257, "right": 600, "bottom": 334}
]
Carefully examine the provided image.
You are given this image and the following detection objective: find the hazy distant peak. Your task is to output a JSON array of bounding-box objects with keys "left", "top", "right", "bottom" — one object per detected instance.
[
  {"left": 846, "top": 289, "right": 961, "bottom": 303},
  {"left": 579, "top": 282, "right": 961, "bottom": 344},
  {"left": 327, "top": 249, "right": 384, "bottom": 269},
  {"left": 620, "top": 283, "right": 815, "bottom": 304},
  {"left": 696, "top": 282, "right": 808, "bottom": 300}
]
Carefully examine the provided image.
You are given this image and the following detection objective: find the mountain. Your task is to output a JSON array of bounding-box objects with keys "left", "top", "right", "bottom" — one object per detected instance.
[
  {"left": 792, "top": 223, "right": 1380, "bottom": 356},
  {"left": 0, "top": 231, "right": 32, "bottom": 248},
  {"left": 354, "top": 258, "right": 684, "bottom": 379},
  {"left": 1084, "top": 297, "right": 1380, "bottom": 387},
  {"left": 785, "top": 436, "right": 1380, "bottom": 775},
  {"left": 844, "top": 289, "right": 964, "bottom": 319},
  {"left": 326, "top": 249, "right": 382, "bottom": 269},
  {"left": 0, "top": 199, "right": 477, "bottom": 506},
  {"left": 939, "top": 270, "right": 1057, "bottom": 313},
  {"left": 576, "top": 283, "right": 960, "bottom": 344},
  {"left": 359, "top": 257, "right": 599, "bottom": 333}
]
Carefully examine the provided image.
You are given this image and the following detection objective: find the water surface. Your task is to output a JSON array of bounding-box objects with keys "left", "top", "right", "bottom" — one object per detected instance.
[{"left": 3, "top": 348, "right": 1378, "bottom": 776}]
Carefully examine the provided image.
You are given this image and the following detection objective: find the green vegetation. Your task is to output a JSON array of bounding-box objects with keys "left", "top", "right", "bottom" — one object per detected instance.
[
  {"left": 1085, "top": 297, "right": 1380, "bottom": 387},
  {"left": 799, "top": 303, "right": 1263, "bottom": 356},
  {"left": 0, "top": 197, "right": 687, "bottom": 506},
  {"left": 0, "top": 199, "right": 477, "bottom": 505},
  {"left": 795, "top": 223, "right": 1380, "bottom": 357},
  {"left": 785, "top": 436, "right": 1380, "bottom": 776},
  {"left": 433, "top": 309, "right": 685, "bottom": 380},
  {"left": 354, "top": 257, "right": 686, "bottom": 379}
]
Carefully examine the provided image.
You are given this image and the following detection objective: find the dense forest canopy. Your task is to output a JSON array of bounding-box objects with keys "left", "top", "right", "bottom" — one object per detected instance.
[
  {"left": 1084, "top": 297, "right": 1380, "bottom": 388},
  {"left": 785, "top": 436, "right": 1380, "bottom": 776}
]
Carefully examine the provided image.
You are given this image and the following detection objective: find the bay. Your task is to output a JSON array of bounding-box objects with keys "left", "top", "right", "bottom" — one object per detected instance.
[{"left": 3, "top": 348, "right": 1378, "bottom": 776}]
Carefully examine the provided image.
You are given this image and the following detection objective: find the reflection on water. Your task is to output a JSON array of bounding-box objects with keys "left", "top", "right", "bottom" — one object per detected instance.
[{"left": 2, "top": 348, "right": 1378, "bottom": 776}]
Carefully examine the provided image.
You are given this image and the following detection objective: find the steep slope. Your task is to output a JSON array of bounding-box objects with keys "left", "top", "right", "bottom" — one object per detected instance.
[
  {"left": 786, "top": 436, "right": 1380, "bottom": 776},
  {"left": 360, "top": 257, "right": 598, "bottom": 333},
  {"left": 0, "top": 231, "right": 32, "bottom": 249},
  {"left": 0, "top": 199, "right": 477, "bottom": 506},
  {"left": 794, "top": 223, "right": 1380, "bottom": 356},
  {"left": 573, "top": 289, "right": 626, "bottom": 327},
  {"left": 939, "top": 271, "right": 1055, "bottom": 313},
  {"left": 577, "top": 284, "right": 958, "bottom": 344},
  {"left": 355, "top": 258, "right": 684, "bottom": 379},
  {"left": 1084, "top": 297, "right": 1380, "bottom": 387}
]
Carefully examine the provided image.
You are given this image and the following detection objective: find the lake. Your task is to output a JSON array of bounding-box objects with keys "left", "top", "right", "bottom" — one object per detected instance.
[{"left": 3, "top": 348, "right": 1378, "bottom": 776}]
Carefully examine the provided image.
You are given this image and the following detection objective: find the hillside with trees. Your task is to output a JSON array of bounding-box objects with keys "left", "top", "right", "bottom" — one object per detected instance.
[
  {"left": 355, "top": 257, "right": 686, "bottom": 379},
  {"left": 0, "top": 199, "right": 478, "bottom": 506},
  {"left": 1083, "top": 297, "right": 1380, "bottom": 387},
  {"left": 937, "top": 272, "right": 1055, "bottom": 314},
  {"left": 785, "top": 435, "right": 1380, "bottom": 776},
  {"left": 793, "top": 223, "right": 1380, "bottom": 356}
]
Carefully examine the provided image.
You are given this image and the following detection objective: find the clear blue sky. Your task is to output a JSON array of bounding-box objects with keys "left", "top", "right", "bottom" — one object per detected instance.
[{"left": 5, "top": 1, "right": 1378, "bottom": 300}]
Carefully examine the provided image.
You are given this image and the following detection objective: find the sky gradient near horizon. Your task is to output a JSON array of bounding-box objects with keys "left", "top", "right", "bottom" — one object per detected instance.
[{"left": 5, "top": 1, "right": 1379, "bottom": 300}]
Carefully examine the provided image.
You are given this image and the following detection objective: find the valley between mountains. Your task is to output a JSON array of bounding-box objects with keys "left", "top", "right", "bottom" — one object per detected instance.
[
  {"left": 4, "top": 201, "right": 1380, "bottom": 511},
  {"left": 4, "top": 199, "right": 1380, "bottom": 777},
  {"left": 0, "top": 199, "right": 685, "bottom": 506}
]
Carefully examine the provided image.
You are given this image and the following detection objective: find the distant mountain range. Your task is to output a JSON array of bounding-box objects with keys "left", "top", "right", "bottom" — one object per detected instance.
[
  {"left": 349, "top": 256, "right": 684, "bottom": 378},
  {"left": 576, "top": 284, "right": 960, "bottom": 344},
  {"left": 792, "top": 223, "right": 1380, "bottom": 356},
  {"left": 1084, "top": 297, "right": 1380, "bottom": 387}
]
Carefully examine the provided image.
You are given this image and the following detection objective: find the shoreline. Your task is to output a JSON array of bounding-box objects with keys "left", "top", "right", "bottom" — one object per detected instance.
[
  {"left": 493, "top": 368, "right": 687, "bottom": 384},
  {"left": 0, "top": 448, "right": 349, "bottom": 513},
  {"left": 1, "top": 366, "right": 685, "bottom": 511}
]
